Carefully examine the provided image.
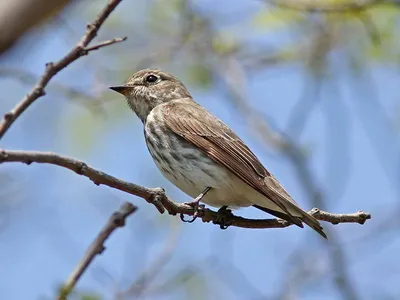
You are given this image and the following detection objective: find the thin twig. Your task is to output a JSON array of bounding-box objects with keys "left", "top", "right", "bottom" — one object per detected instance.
[
  {"left": 0, "top": 0, "right": 126, "bottom": 140},
  {"left": 0, "top": 149, "right": 371, "bottom": 230},
  {"left": 58, "top": 202, "right": 138, "bottom": 300},
  {"left": 264, "top": 0, "right": 385, "bottom": 13},
  {"left": 83, "top": 36, "right": 127, "bottom": 53}
]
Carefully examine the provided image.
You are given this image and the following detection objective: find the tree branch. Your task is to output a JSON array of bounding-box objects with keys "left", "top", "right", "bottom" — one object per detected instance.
[
  {"left": 0, "top": 149, "right": 371, "bottom": 231},
  {"left": 82, "top": 36, "right": 127, "bottom": 53},
  {"left": 0, "top": 149, "right": 166, "bottom": 214},
  {"left": 57, "top": 202, "right": 138, "bottom": 300},
  {"left": 264, "top": 0, "right": 386, "bottom": 13},
  {"left": 0, "top": 0, "right": 126, "bottom": 140}
]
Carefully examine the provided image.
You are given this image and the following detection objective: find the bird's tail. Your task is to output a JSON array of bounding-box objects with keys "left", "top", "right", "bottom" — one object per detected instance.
[
  {"left": 253, "top": 204, "right": 327, "bottom": 239},
  {"left": 298, "top": 210, "right": 327, "bottom": 239}
]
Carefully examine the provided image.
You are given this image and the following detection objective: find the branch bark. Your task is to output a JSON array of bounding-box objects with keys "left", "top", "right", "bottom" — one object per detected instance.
[
  {"left": 0, "top": 149, "right": 372, "bottom": 230},
  {"left": 0, "top": 0, "right": 126, "bottom": 140},
  {"left": 57, "top": 202, "right": 138, "bottom": 300}
]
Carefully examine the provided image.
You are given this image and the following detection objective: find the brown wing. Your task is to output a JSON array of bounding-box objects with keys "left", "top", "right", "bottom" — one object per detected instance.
[{"left": 162, "top": 99, "right": 303, "bottom": 225}]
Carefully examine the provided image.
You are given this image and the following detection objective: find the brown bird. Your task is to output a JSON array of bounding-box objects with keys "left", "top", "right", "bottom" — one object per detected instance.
[{"left": 110, "top": 69, "right": 327, "bottom": 239}]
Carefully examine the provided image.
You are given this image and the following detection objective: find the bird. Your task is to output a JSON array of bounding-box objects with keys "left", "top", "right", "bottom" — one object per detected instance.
[{"left": 109, "top": 69, "right": 327, "bottom": 239}]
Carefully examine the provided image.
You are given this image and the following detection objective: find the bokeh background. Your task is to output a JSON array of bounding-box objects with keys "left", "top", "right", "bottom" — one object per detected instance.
[{"left": 1, "top": 0, "right": 399, "bottom": 299}]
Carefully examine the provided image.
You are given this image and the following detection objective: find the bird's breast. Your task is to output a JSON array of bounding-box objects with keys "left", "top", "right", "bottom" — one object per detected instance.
[{"left": 143, "top": 110, "right": 252, "bottom": 207}]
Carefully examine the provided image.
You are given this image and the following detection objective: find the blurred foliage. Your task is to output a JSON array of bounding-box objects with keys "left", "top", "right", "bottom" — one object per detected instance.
[
  {"left": 65, "top": 95, "right": 130, "bottom": 154},
  {"left": 79, "top": 295, "right": 102, "bottom": 300},
  {"left": 185, "top": 63, "right": 213, "bottom": 88},
  {"left": 253, "top": 7, "right": 306, "bottom": 30}
]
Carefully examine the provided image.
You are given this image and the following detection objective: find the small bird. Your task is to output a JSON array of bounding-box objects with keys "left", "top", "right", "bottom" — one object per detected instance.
[{"left": 110, "top": 69, "right": 327, "bottom": 239}]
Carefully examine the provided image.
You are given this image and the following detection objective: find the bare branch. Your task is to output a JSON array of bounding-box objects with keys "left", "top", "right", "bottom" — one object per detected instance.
[
  {"left": 57, "top": 202, "right": 138, "bottom": 300},
  {"left": 0, "top": 149, "right": 166, "bottom": 214},
  {"left": 0, "top": 149, "right": 371, "bottom": 231},
  {"left": 263, "top": 0, "right": 386, "bottom": 13},
  {"left": 309, "top": 208, "right": 370, "bottom": 225},
  {"left": 82, "top": 36, "right": 127, "bottom": 53},
  {"left": 0, "top": 0, "right": 126, "bottom": 140}
]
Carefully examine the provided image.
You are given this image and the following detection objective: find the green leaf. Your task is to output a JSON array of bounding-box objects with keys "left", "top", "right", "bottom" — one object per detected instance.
[
  {"left": 183, "top": 271, "right": 208, "bottom": 300},
  {"left": 361, "top": 6, "right": 399, "bottom": 61},
  {"left": 212, "top": 33, "right": 238, "bottom": 55},
  {"left": 148, "top": 0, "right": 184, "bottom": 34},
  {"left": 80, "top": 294, "right": 102, "bottom": 300},
  {"left": 185, "top": 64, "right": 213, "bottom": 89},
  {"left": 252, "top": 8, "right": 304, "bottom": 30}
]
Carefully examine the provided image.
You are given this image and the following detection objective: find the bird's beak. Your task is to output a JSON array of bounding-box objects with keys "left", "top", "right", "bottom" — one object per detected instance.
[{"left": 109, "top": 84, "right": 131, "bottom": 95}]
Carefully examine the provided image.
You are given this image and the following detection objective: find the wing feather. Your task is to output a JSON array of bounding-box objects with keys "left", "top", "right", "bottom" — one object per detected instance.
[
  {"left": 163, "top": 101, "right": 296, "bottom": 218},
  {"left": 162, "top": 99, "right": 326, "bottom": 238}
]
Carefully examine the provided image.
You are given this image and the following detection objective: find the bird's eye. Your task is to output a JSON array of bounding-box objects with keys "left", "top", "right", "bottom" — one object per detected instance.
[{"left": 145, "top": 74, "right": 158, "bottom": 83}]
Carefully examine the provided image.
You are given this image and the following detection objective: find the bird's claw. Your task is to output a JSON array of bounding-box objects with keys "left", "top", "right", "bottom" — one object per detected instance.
[
  {"left": 214, "top": 206, "right": 233, "bottom": 229},
  {"left": 180, "top": 213, "right": 196, "bottom": 223},
  {"left": 180, "top": 201, "right": 205, "bottom": 223},
  {"left": 179, "top": 187, "right": 211, "bottom": 224}
]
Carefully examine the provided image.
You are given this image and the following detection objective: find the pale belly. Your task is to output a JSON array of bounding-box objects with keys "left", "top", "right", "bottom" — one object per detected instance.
[
  {"left": 144, "top": 114, "right": 254, "bottom": 208},
  {"left": 148, "top": 137, "right": 254, "bottom": 207}
]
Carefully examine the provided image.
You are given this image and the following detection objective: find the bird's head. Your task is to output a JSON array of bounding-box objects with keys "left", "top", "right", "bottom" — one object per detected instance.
[{"left": 110, "top": 69, "right": 191, "bottom": 122}]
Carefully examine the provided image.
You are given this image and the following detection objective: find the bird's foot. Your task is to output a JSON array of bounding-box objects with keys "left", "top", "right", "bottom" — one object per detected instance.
[
  {"left": 214, "top": 206, "right": 233, "bottom": 229},
  {"left": 180, "top": 201, "right": 205, "bottom": 223},
  {"left": 180, "top": 187, "right": 211, "bottom": 223}
]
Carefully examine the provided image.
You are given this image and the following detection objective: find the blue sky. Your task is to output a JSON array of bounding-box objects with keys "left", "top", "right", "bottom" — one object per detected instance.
[{"left": 1, "top": 1, "right": 399, "bottom": 299}]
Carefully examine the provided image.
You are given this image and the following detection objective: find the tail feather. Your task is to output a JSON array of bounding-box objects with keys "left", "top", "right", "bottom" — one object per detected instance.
[
  {"left": 299, "top": 211, "right": 327, "bottom": 239},
  {"left": 253, "top": 204, "right": 328, "bottom": 239},
  {"left": 253, "top": 205, "right": 303, "bottom": 228}
]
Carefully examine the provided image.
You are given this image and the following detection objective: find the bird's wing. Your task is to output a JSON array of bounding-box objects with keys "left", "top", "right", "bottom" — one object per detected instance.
[
  {"left": 163, "top": 100, "right": 327, "bottom": 239},
  {"left": 162, "top": 99, "right": 303, "bottom": 224}
]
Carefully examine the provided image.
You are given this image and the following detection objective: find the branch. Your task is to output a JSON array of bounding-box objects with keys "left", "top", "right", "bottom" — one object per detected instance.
[
  {"left": 57, "top": 202, "right": 138, "bottom": 300},
  {"left": 82, "top": 36, "right": 127, "bottom": 53},
  {"left": 308, "top": 208, "right": 370, "bottom": 225},
  {"left": 264, "top": 0, "right": 386, "bottom": 13},
  {"left": 0, "top": 0, "right": 126, "bottom": 140},
  {"left": 0, "top": 149, "right": 371, "bottom": 230},
  {"left": 0, "top": 149, "right": 166, "bottom": 214}
]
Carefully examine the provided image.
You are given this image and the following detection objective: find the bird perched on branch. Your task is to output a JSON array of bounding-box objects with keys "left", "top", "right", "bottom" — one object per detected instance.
[{"left": 110, "top": 69, "right": 327, "bottom": 239}]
